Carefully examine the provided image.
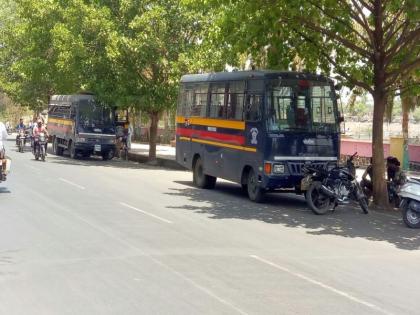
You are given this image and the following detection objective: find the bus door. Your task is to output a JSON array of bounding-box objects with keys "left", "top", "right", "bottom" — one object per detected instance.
[
  {"left": 218, "top": 81, "right": 246, "bottom": 181},
  {"left": 244, "top": 80, "right": 264, "bottom": 164}
]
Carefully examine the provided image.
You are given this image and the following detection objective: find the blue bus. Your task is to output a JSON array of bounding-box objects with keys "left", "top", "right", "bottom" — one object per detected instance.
[{"left": 176, "top": 71, "right": 342, "bottom": 202}]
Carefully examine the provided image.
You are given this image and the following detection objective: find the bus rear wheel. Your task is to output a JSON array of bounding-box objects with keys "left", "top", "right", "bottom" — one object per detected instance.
[
  {"left": 247, "top": 168, "right": 265, "bottom": 203},
  {"left": 193, "top": 157, "right": 216, "bottom": 189}
]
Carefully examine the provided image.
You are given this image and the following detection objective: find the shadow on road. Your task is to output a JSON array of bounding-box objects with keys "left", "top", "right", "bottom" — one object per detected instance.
[
  {"left": 167, "top": 181, "right": 420, "bottom": 251},
  {"left": 0, "top": 187, "right": 11, "bottom": 194}
]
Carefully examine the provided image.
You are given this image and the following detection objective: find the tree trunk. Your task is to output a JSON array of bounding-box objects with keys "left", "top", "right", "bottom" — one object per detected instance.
[
  {"left": 371, "top": 92, "right": 389, "bottom": 207},
  {"left": 402, "top": 98, "right": 409, "bottom": 169},
  {"left": 148, "top": 112, "right": 159, "bottom": 161},
  {"left": 371, "top": 0, "right": 389, "bottom": 208}
]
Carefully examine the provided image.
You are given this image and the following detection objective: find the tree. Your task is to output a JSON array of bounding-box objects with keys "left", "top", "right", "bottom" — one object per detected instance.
[
  {"left": 102, "top": 0, "right": 209, "bottom": 160},
  {"left": 0, "top": 0, "right": 209, "bottom": 161},
  {"left": 202, "top": 0, "right": 420, "bottom": 207}
]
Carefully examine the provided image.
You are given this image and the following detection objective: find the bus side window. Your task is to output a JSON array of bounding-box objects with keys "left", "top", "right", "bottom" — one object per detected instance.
[
  {"left": 191, "top": 83, "right": 208, "bottom": 117},
  {"left": 209, "top": 83, "right": 227, "bottom": 119},
  {"left": 227, "top": 81, "right": 245, "bottom": 120},
  {"left": 245, "top": 94, "right": 262, "bottom": 121}
]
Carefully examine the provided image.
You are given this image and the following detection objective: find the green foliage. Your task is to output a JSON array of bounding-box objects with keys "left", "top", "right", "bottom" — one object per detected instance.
[{"left": 0, "top": 0, "right": 208, "bottom": 115}]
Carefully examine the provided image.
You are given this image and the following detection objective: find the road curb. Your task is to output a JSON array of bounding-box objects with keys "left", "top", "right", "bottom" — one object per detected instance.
[{"left": 127, "top": 152, "right": 186, "bottom": 170}]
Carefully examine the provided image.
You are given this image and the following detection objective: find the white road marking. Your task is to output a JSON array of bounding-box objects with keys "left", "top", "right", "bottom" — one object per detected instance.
[
  {"left": 150, "top": 257, "right": 249, "bottom": 315},
  {"left": 250, "top": 255, "right": 394, "bottom": 315},
  {"left": 59, "top": 178, "right": 86, "bottom": 190},
  {"left": 120, "top": 202, "right": 173, "bottom": 224},
  {"left": 43, "top": 199, "right": 244, "bottom": 314}
]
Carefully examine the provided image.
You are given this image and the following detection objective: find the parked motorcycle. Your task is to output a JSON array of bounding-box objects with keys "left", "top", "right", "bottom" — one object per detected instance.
[
  {"left": 399, "top": 178, "right": 420, "bottom": 228},
  {"left": 302, "top": 152, "right": 369, "bottom": 215},
  {"left": 33, "top": 132, "right": 47, "bottom": 161}
]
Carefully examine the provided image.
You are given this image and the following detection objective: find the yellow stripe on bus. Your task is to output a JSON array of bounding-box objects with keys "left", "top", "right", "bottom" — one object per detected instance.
[
  {"left": 176, "top": 116, "right": 245, "bottom": 130},
  {"left": 188, "top": 138, "right": 257, "bottom": 152},
  {"left": 48, "top": 118, "right": 73, "bottom": 126}
]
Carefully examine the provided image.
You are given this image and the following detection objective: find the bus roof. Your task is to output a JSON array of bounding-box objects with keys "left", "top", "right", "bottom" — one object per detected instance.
[
  {"left": 180, "top": 70, "right": 332, "bottom": 84},
  {"left": 50, "top": 94, "right": 95, "bottom": 104}
]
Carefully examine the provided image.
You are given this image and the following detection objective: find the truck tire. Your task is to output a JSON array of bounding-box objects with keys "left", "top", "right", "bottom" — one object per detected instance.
[
  {"left": 69, "top": 141, "right": 77, "bottom": 159},
  {"left": 247, "top": 168, "right": 265, "bottom": 203},
  {"left": 193, "top": 157, "right": 216, "bottom": 189},
  {"left": 102, "top": 150, "right": 114, "bottom": 161}
]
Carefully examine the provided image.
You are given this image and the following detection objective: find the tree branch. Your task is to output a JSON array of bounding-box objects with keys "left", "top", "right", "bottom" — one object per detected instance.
[
  {"left": 383, "top": 6, "right": 404, "bottom": 35},
  {"left": 337, "top": 0, "right": 375, "bottom": 44},
  {"left": 391, "top": 27, "right": 420, "bottom": 58},
  {"left": 385, "top": 57, "right": 420, "bottom": 88},
  {"left": 357, "top": 0, "right": 374, "bottom": 12},
  {"left": 294, "top": 29, "right": 374, "bottom": 93},
  {"left": 306, "top": 0, "right": 371, "bottom": 47},
  {"left": 384, "top": 21, "right": 410, "bottom": 62},
  {"left": 384, "top": 19, "right": 406, "bottom": 50},
  {"left": 296, "top": 17, "right": 372, "bottom": 59}
]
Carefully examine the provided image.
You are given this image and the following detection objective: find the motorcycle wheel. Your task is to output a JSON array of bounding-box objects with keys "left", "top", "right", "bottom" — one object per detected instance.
[
  {"left": 41, "top": 147, "right": 46, "bottom": 161},
  {"left": 403, "top": 205, "right": 420, "bottom": 228},
  {"left": 305, "top": 181, "right": 331, "bottom": 215}
]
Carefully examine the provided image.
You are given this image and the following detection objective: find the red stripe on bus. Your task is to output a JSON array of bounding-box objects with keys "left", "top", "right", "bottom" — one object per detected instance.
[{"left": 177, "top": 128, "right": 245, "bottom": 146}]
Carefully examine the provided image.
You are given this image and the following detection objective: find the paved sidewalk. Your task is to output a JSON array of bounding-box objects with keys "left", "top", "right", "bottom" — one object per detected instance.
[{"left": 126, "top": 142, "right": 183, "bottom": 169}]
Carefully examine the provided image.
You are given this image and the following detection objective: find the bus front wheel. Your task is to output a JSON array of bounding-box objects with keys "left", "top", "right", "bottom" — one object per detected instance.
[
  {"left": 247, "top": 168, "right": 265, "bottom": 203},
  {"left": 193, "top": 157, "right": 216, "bottom": 189}
]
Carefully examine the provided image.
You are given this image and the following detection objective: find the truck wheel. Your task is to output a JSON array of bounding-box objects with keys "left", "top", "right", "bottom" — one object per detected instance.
[
  {"left": 102, "top": 150, "right": 114, "bottom": 161},
  {"left": 193, "top": 157, "right": 216, "bottom": 189},
  {"left": 247, "top": 168, "right": 265, "bottom": 202},
  {"left": 53, "top": 137, "right": 58, "bottom": 155},
  {"left": 69, "top": 141, "right": 77, "bottom": 159}
]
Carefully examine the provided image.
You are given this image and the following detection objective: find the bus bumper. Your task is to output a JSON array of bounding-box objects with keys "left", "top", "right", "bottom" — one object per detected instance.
[{"left": 75, "top": 143, "right": 116, "bottom": 154}]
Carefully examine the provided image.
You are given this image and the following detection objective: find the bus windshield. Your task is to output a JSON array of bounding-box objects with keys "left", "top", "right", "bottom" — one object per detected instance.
[
  {"left": 77, "top": 100, "right": 115, "bottom": 134},
  {"left": 266, "top": 79, "right": 338, "bottom": 133}
]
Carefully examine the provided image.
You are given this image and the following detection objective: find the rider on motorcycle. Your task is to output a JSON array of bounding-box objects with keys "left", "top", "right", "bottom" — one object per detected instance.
[
  {"left": 15, "top": 118, "right": 26, "bottom": 145},
  {"left": 32, "top": 120, "right": 49, "bottom": 155},
  {"left": 0, "top": 121, "right": 8, "bottom": 180}
]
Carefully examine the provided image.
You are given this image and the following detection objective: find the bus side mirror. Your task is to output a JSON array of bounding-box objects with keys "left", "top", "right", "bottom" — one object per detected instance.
[
  {"left": 338, "top": 115, "right": 345, "bottom": 123},
  {"left": 335, "top": 83, "right": 342, "bottom": 91}
]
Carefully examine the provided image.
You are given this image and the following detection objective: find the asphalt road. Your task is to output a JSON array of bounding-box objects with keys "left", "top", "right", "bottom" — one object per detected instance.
[{"left": 1, "top": 137, "right": 419, "bottom": 315}]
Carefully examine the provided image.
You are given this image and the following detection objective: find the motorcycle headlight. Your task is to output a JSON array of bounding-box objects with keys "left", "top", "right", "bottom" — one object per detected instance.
[{"left": 273, "top": 164, "right": 285, "bottom": 174}]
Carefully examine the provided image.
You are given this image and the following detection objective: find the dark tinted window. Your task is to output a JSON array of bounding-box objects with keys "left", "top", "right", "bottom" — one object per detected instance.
[
  {"left": 245, "top": 94, "right": 262, "bottom": 121},
  {"left": 209, "top": 83, "right": 227, "bottom": 118},
  {"left": 227, "top": 81, "right": 245, "bottom": 120},
  {"left": 191, "top": 83, "right": 209, "bottom": 117}
]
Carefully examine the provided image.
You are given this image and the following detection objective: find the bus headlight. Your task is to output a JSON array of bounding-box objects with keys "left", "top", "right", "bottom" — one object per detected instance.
[
  {"left": 273, "top": 164, "right": 285, "bottom": 174},
  {"left": 76, "top": 137, "right": 86, "bottom": 143}
]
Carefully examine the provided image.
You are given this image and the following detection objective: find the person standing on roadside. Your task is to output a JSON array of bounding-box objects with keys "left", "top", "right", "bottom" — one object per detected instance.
[
  {"left": 127, "top": 122, "right": 133, "bottom": 150},
  {"left": 0, "top": 121, "right": 8, "bottom": 177},
  {"left": 0, "top": 121, "right": 8, "bottom": 151}
]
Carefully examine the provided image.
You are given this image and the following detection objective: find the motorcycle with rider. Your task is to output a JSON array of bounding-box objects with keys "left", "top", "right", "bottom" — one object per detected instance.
[
  {"left": 32, "top": 120, "right": 49, "bottom": 161},
  {"left": 0, "top": 121, "right": 11, "bottom": 183}
]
